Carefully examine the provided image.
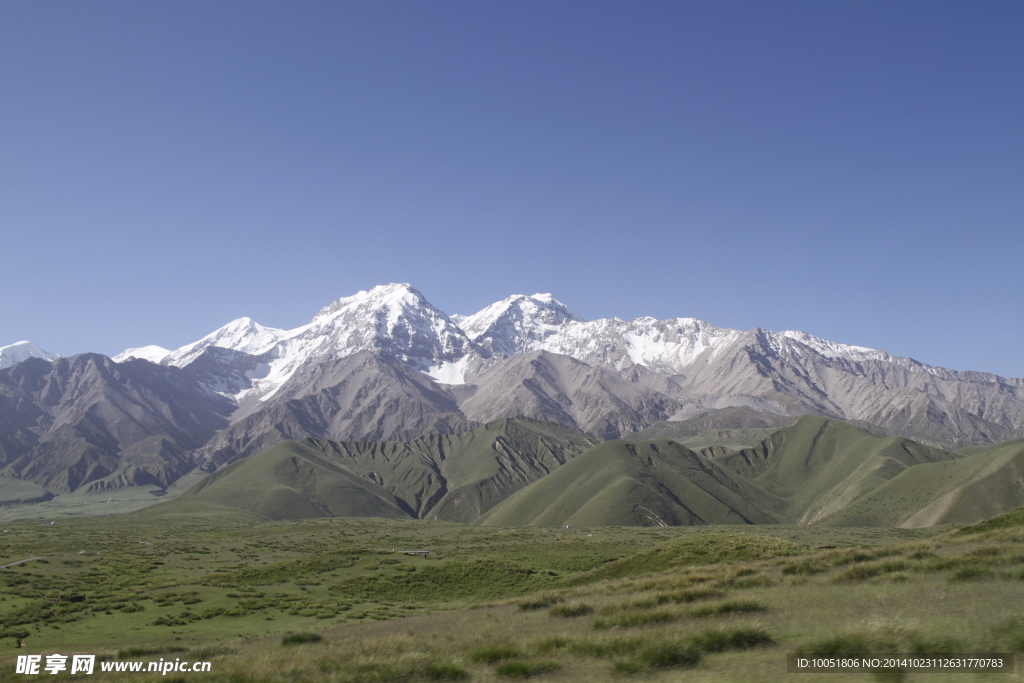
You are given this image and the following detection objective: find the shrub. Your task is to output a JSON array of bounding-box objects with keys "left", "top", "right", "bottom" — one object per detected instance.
[
  {"left": 689, "top": 601, "right": 768, "bottom": 617},
  {"left": 950, "top": 565, "right": 995, "bottom": 581},
  {"left": 593, "top": 609, "right": 677, "bottom": 630},
  {"left": 532, "top": 636, "right": 571, "bottom": 654},
  {"left": 281, "top": 632, "right": 323, "bottom": 645},
  {"left": 424, "top": 660, "right": 468, "bottom": 680},
  {"left": 783, "top": 559, "right": 828, "bottom": 576},
  {"left": 689, "top": 627, "right": 774, "bottom": 652},
  {"left": 722, "top": 574, "right": 776, "bottom": 589},
  {"left": 836, "top": 564, "right": 884, "bottom": 582},
  {"left": 549, "top": 602, "right": 592, "bottom": 618},
  {"left": 519, "top": 595, "right": 561, "bottom": 611},
  {"left": 494, "top": 660, "right": 559, "bottom": 678},
  {"left": 657, "top": 588, "right": 725, "bottom": 604},
  {"left": 613, "top": 641, "right": 701, "bottom": 673},
  {"left": 469, "top": 644, "right": 521, "bottom": 663}
]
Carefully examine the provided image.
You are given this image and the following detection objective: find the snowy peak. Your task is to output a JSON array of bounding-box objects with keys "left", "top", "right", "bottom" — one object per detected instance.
[
  {"left": 113, "top": 345, "right": 171, "bottom": 364},
  {"left": 0, "top": 341, "right": 60, "bottom": 369},
  {"left": 459, "top": 293, "right": 585, "bottom": 357},
  {"left": 313, "top": 283, "right": 429, "bottom": 322},
  {"left": 165, "top": 317, "right": 287, "bottom": 368},
  {"left": 309, "top": 283, "right": 475, "bottom": 370}
]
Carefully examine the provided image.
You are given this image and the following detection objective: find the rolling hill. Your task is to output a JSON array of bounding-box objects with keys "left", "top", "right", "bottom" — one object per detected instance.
[
  {"left": 477, "top": 417, "right": 1024, "bottom": 528},
  {"left": 140, "top": 415, "right": 1024, "bottom": 528},
  {"left": 141, "top": 417, "right": 596, "bottom": 522}
]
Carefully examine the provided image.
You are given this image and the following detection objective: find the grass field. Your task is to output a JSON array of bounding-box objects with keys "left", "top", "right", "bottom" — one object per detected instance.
[{"left": 2, "top": 510, "right": 1024, "bottom": 681}]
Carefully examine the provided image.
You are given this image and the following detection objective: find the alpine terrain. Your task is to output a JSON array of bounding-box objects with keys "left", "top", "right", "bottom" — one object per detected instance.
[{"left": 2, "top": 283, "right": 1023, "bottom": 519}]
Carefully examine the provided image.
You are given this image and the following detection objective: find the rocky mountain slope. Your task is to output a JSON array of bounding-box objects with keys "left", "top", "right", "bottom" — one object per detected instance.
[{"left": 0, "top": 355, "right": 233, "bottom": 494}]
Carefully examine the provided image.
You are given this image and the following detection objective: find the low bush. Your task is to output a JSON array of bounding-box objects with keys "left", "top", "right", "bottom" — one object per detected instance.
[
  {"left": 424, "top": 660, "right": 468, "bottom": 680},
  {"left": 783, "top": 559, "right": 829, "bottom": 576},
  {"left": 548, "top": 602, "right": 592, "bottom": 618},
  {"left": 721, "top": 574, "right": 776, "bottom": 589},
  {"left": 494, "top": 660, "right": 559, "bottom": 678},
  {"left": 593, "top": 609, "right": 677, "bottom": 630},
  {"left": 950, "top": 565, "right": 995, "bottom": 581},
  {"left": 469, "top": 644, "right": 521, "bottom": 663},
  {"left": 281, "top": 632, "right": 323, "bottom": 645},
  {"left": 531, "top": 636, "right": 572, "bottom": 654},
  {"left": 612, "top": 641, "right": 701, "bottom": 673},
  {"left": 519, "top": 594, "right": 561, "bottom": 611},
  {"left": 689, "top": 627, "right": 774, "bottom": 652},
  {"left": 656, "top": 587, "right": 725, "bottom": 604},
  {"left": 689, "top": 601, "right": 768, "bottom": 617}
]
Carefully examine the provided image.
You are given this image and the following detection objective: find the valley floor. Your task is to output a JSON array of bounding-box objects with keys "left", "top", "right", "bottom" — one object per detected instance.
[{"left": 1, "top": 514, "right": 1023, "bottom": 681}]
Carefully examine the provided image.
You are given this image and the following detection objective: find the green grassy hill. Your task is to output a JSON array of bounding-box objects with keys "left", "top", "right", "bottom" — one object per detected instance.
[
  {"left": 126, "top": 415, "right": 1024, "bottom": 529},
  {"left": 135, "top": 439, "right": 413, "bottom": 521},
  {"left": 141, "top": 418, "right": 595, "bottom": 522},
  {"left": 821, "top": 438, "right": 1024, "bottom": 527},
  {"left": 477, "top": 439, "right": 776, "bottom": 527},
  {"left": 478, "top": 416, "right": 1024, "bottom": 529},
  {"left": 715, "top": 416, "right": 959, "bottom": 524}
]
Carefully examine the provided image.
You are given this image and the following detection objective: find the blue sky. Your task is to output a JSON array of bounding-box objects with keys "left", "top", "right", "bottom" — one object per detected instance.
[{"left": 2, "top": 1, "right": 1022, "bottom": 376}]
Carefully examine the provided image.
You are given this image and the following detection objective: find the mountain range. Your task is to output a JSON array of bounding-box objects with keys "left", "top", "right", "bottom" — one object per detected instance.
[{"left": 2, "top": 283, "right": 1024, "bottom": 502}]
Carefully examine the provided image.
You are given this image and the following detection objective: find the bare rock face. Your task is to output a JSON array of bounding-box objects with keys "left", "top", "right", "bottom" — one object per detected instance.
[
  {"left": 459, "top": 351, "right": 684, "bottom": 439},
  {"left": 0, "top": 355, "right": 232, "bottom": 493},
  {"left": 190, "top": 351, "right": 476, "bottom": 471}
]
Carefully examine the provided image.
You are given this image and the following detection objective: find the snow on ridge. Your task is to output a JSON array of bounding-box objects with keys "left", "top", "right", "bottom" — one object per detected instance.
[
  {"left": 165, "top": 317, "right": 288, "bottom": 368},
  {"left": 515, "top": 315, "right": 742, "bottom": 374},
  {"left": 777, "top": 330, "right": 890, "bottom": 362},
  {"left": 312, "top": 282, "right": 428, "bottom": 322},
  {"left": 457, "top": 293, "right": 586, "bottom": 359},
  {"left": 113, "top": 345, "right": 171, "bottom": 364},
  {"left": 0, "top": 341, "right": 60, "bottom": 369}
]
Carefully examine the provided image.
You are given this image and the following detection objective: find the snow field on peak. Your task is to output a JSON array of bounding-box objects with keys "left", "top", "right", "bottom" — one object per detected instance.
[
  {"left": 166, "top": 317, "right": 289, "bottom": 367},
  {"left": 113, "top": 345, "right": 172, "bottom": 364},
  {"left": 0, "top": 341, "right": 60, "bottom": 369},
  {"left": 459, "top": 293, "right": 584, "bottom": 340},
  {"left": 776, "top": 330, "right": 893, "bottom": 362},
  {"left": 517, "top": 316, "right": 743, "bottom": 374},
  {"left": 425, "top": 355, "right": 476, "bottom": 385}
]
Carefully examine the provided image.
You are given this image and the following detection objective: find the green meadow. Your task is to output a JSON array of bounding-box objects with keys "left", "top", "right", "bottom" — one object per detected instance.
[{"left": 2, "top": 511, "right": 1024, "bottom": 681}]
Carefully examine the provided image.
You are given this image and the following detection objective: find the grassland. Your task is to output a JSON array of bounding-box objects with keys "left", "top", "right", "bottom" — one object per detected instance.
[{"left": 2, "top": 510, "right": 1024, "bottom": 681}]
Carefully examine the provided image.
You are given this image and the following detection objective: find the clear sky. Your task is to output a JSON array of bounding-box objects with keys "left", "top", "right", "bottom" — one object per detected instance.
[{"left": 2, "top": 1, "right": 1022, "bottom": 376}]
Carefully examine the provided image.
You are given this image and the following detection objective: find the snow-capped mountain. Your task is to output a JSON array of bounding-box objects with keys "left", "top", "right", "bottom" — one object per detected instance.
[
  {"left": 0, "top": 341, "right": 59, "bottom": 369},
  {"left": 115, "top": 285, "right": 906, "bottom": 397},
  {"left": 458, "top": 293, "right": 584, "bottom": 356},
  {"left": 108, "top": 283, "right": 1021, "bottom": 402},
  {"left": 4, "top": 283, "right": 1024, "bottom": 496},
  {"left": 118, "top": 284, "right": 484, "bottom": 405}
]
